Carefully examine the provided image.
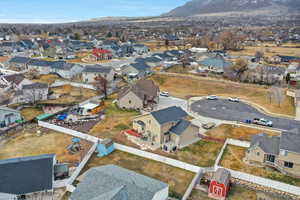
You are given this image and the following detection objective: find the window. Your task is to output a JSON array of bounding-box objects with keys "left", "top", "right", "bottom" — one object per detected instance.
[
  {"left": 284, "top": 162, "right": 294, "bottom": 168},
  {"left": 280, "top": 150, "right": 288, "bottom": 156},
  {"left": 256, "top": 152, "right": 260, "bottom": 156},
  {"left": 128, "top": 100, "right": 131, "bottom": 104}
]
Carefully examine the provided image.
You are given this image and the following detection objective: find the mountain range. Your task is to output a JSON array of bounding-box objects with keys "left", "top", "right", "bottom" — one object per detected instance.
[{"left": 164, "top": 0, "right": 300, "bottom": 17}]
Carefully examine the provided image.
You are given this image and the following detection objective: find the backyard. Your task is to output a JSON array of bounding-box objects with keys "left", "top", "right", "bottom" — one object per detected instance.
[
  {"left": 20, "top": 107, "right": 44, "bottom": 121},
  {"left": 42, "top": 84, "right": 98, "bottom": 105},
  {"left": 0, "top": 126, "right": 91, "bottom": 165},
  {"left": 82, "top": 150, "right": 195, "bottom": 198},
  {"left": 188, "top": 185, "right": 257, "bottom": 200},
  {"left": 206, "top": 124, "right": 278, "bottom": 141},
  {"left": 151, "top": 74, "right": 295, "bottom": 116},
  {"left": 32, "top": 74, "right": 62, "bottom": 85},
  {"left": 220, "top": 145, "right": 300, "bottom": 187}
]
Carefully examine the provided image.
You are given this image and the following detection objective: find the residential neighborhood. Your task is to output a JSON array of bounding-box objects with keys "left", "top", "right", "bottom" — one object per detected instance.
[{"left": 1, "top": 0, "right": 300, "bottom": 200}]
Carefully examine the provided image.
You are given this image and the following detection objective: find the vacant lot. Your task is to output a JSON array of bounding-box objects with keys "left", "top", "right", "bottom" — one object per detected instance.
[
  {"left": 229, "top": 43, "right": 300, "bottom": 57},
  {"left": 82, "top": 150, "right": 194, "bottom": 198},
  {"left": 151, "top": 74, "right": 295, "bottom": 116},
  {"left": 188, "top": 185, "right": 257, "bottom": 200},
  {"left": 0, "top": 127, "right": 91, "bottom": 165},
  {"left": 43, "top": 85, "right": 98, "bottom": 104},
  {"left": 20, "top": 107, "right": 44, "bottom": 121},
  {"left": 220, "top": 145, "right": 300, "bottom": 187},
  {"left": 206, "top": 124, "right": 278, "bottom": 141}
]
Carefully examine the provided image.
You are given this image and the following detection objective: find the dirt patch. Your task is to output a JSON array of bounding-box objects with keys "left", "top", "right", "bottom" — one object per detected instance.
[
  {"left": 82, "top": 150, "right": 194, "bottom": 198},
  {"left": 32, "top": 74, "right": 62, "bottom": 85},
  {"left": 206, "top": 124, "right": 278, "bottom": 141},
  {"left": 21, "top": 107, "right": 44, "bottom": 121}
]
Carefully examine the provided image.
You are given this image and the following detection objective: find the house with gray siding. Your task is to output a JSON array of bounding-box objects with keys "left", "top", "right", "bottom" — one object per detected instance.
[
  {"left": 0, "top": 106, "right": 22, "bottom": 128},
  {"left": 50, "top": 62, "right": 83, "bottom": 79},
  {"left": 82, "top": 65, "right": 115, "bottom": 83},
  {"left": 70, "top": 165, "right": 168, "bottom": 200},
  {"left": 12, "top": 83, "right": 49, "bottom": 104}
]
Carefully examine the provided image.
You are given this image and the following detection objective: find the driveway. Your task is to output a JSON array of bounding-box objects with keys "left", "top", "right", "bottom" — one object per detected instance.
[
  {"left": 191, "top": 99, "right": 300, "bottom": 131},
  {"left": 157, "top": 96, "right": 187, "bottom": 111}
]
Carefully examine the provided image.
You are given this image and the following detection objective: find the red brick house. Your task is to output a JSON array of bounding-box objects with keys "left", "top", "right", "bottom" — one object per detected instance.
[{"left": 208, "top": 168, "right": 231, "bottom": 200}]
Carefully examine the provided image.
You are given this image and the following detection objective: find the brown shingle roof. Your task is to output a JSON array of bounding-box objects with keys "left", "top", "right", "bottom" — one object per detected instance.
[{"left": 4, "top": 74, "right": 25, "bottom": 86}]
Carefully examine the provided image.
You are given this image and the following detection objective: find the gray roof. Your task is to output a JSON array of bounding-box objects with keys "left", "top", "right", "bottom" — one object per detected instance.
[
  {"left": 0, "top": 154, "right": 55, "bottom": 195},
  {"left": 0, "top": 106, "right": 20, "bottom": 114},
  {"left": 9, "top": 56, "right": 31, "bottom": 64},
  {"left": 279, "top": 131, "right": 300, "bottom": 154},
  {"left": 28, "top": 59, "right": 53, "bottom": 67},
  {"left": 151, "top": 106, "right": 187, "bottom": 125},
  {"left": 169, "top": 119, "right": 191, "bottom": 136},
  {"left": 22, "top": 82, "right": 48, "bottom": 90},
  {"left": 250, "top": 133, "right": 280, "bottom": 155},
  {"left": 83, "top": 65, "right": 113, "bottom": 73},
  {"left": 213, "top": 168, "right": 230, "bottom": 185},
  {"left": 70, "top": 165, "right": 168, "bottom": 200}
]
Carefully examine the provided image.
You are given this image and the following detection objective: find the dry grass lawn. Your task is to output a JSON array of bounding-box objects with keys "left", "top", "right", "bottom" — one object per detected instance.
[
  {"left": 43, "top": 85, "right": 97, "bottom": 104},
  {"left": 220, "top": 145, "right": 300, "bottom": 186},
  {"left": 82, "top": 150, "right": 194, "bottom": 198},
  {"left": 32, "top": 74, "right": 62, "bottom": 85},
  {"left": 0, "top": 127, "right": 91, "bottom": 165},
  {"left": 206, "top": 124, "right": 278, "bottom": 141},
  {"left": 188, "top": 186, "right": 257, "bottom": 200},
  {"left": 151, "top": 74, "right": 295, "bottom": 116},
  {"left": 229, "top": 43, "right": 300, "bottom": 57},
  {"left": 20, "top": 107, "right": 44, "bottom": 121}
]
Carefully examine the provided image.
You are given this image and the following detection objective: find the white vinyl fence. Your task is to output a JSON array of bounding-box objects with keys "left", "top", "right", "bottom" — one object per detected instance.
[{"left": 51, "top": 80, "right": 96, "bottom": 90}]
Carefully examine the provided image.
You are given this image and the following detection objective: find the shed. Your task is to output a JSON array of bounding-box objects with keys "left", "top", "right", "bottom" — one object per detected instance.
[
  {"left": 208, "top": 168, "right": 231, "bottom": 200},
  {"left": 96, "top": 139, "right": 115, "bottom": 157}
]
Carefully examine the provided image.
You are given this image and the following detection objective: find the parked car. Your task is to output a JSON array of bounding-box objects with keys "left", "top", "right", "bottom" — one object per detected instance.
[
  {"left": 202, "top": 122, "right": 216, "bottom": 129},
  {"left": 228, "top": 97, "right": 239, "bottom": 102},
  {"left": 160, "top": 91, "right": 169, "bottom": 97},
  {"left": 206, "top": 95, "right": 218, "bottom": 100},
  {"left": 252, "top": 118, "right": 273, "bottom": 127}
]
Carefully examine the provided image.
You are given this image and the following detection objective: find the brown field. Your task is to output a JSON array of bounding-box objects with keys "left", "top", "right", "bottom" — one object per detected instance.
[
  {"left": 206, "top": 124, "right": 278, "bottom": 141},
  {"left": 20, "top": 107, "right": 44, "bottom": 121},
  {"left": 188, "top": 186, "right": 257, "bottom": 200},
  {"left": 220, "top": 145, "right": 300, "bottom": 187},
  {"left": 82, "top": 150, "right": 195, "bottom": 198},
  {"left": 0, "top": 127, "right": 91, "bottom": 165},
  {"left": 151, "top": 74, "right": 295, "bottom": 116},
  {"left": 229, "top": 43, "right": 300, "bottom": 57},
  {"left": 32, "top": 74, "right": 62, "bottom": 85},
  {"left": 43, "top": 85, "right": 97, "bottom": 104}
]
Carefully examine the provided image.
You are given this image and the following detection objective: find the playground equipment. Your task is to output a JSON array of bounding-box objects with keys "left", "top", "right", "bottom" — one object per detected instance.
[
  {"left": 67, "top": 137, "right": 82, "bottom": 154},
  {"left": 95, "top": 139, "right": 115, "bottom": 157}
]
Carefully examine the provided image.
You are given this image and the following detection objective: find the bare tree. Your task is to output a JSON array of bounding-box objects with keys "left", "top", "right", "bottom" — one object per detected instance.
[
  {"left": 26, "top": 69, "right": 40, "bottom": 80},
  {"left": 231, "top": 58, "right": 248, "bottom": 81},
  {"left": 94, "top": 75, "right": 108, "bottom": 99}
]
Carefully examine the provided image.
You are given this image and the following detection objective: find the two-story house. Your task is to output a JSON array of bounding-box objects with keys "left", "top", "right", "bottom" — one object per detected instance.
[
  {"left": 12, "top": 83, "right": 49, "bottom": 104},
  {"left": 117, "top": 79, "right": 159, "bottom": 110},
  {"left": 132, "top": 106, "right": 199, "bottom": 149},
  {"left": 245, "top": 132, "right": 300, "bottom": 177},
  {"left": 0, "top": 106, "right": 22, "bottom": 128},
  {"left": 82, "top": 65, "right": 115, "bottom": 83}
]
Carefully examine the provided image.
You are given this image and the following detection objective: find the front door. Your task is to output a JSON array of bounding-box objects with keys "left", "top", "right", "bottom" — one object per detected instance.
[{"left": 213, "top": 185, "right": 222, "bottom": 196}]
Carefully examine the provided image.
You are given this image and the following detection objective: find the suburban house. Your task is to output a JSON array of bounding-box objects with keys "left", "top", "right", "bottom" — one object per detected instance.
[
  {"left": 27, "top": 59, "right": 53, "bottom": 74},
  {"left": 198, "top": 54, "right": 232, "bottom": 74},
  {"left": 208, "top": 168, "right": 231, "bottom": 200},
  {"left": 245, "top": 132, "right": 300, "bottom": 177},
  {"left": 0, "top": 106, "right": 22, "bottom": 128},
  {"left": 287, "top": 61, "right": 300, "bottom": 80},
  {"left": 91, "top": 48, "right": 113, "bottom": 60},
  {"left": 123, "top": 62, "right": 152, "bottom": 80},
  {"left": 2, "top": 74, "right": 32, "bottom": 90},
  {"left": 12, "top": 83, "right": 49, "bottom": 104},
  {"left": 82, "top": 65, "right": 115, "bottom": 83},
  {"left": 7, "top": 56, "right": 31, "bottom": 71},
  {"left": 0, "top": 154, "right": 56, "bottom": 200},
  {"left": 117, "top": 79, "right": 159, "bottom": 110},
  {"left": 132, "top": 106, "right": 199, "bottom": 149},
  {"left": 135, "top": 57, "right": 162, "bottom": 68},
  {"left": 132, "top": 44, "right": 149, "bottom": 55},
  {"left": 70, "top": 164, "right": 168, "bottom": 200},
  {"left": 50, "top": 62, "right": 83, "bottom": 79}
]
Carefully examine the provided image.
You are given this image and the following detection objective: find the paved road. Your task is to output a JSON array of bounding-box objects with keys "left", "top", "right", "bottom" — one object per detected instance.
[
  {"left": 191, "top": 99, "right": 300, "bottom": 131},
  {"left": 157, "top": 96, "right": 187, "bottom": 111}
]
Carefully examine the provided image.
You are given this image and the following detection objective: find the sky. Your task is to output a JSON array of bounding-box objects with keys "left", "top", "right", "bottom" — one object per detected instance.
[{"left": 0, "top": 0, "right": 189, "bottom": 24}]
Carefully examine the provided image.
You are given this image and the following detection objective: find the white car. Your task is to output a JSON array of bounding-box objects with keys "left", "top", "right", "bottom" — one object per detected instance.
[
  {"left": 206, "top": 95, "right": 218, "bottom": 100},
  {"left": 252, "top": 118, "right": 273, "bottom": 127},
  {"left": 160, "top": 91, "right": 169, "bottom": 97},
  {"left": 228, "top": 97, "right": 239, "bottom": 102}
]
